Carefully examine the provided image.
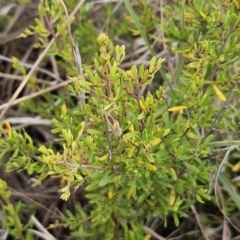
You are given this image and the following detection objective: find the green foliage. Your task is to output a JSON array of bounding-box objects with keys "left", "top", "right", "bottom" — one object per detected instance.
[
  {"left": 0, "top": 179, "right": 33, "bottom": 240},
  {"left": 161, "top": 0, "right": 240, "bottom": 133},
  {"left": 126, "top": 0, "right": 157, "bottom": 36},
  {"left": 1, "top": 0, "right": 240, "bottom": 239},
  {"left": 3, "top": 32, "right": 211, "bottom": 238}
]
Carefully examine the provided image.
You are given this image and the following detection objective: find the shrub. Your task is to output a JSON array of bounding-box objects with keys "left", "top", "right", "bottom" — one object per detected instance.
[{"left": 1, "top": 0, "right": 240, "bottom": 239}]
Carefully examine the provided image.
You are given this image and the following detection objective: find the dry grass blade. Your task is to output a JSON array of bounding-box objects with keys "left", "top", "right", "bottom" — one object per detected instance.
[
  {"left": 0, "top": 79, "right": 72, "bottom": 111},
  {"left": 29, "top": 215, "right": 56, "bottom": 240},
  {"left": 0, "top": 55, "right": 63, "bottom": 81},
  {"left": 5, "top": 117, "right": 52, "bottom": 126},
  {"left": 144, "top": 226, "right": 167, "bottom": 240},
  {"left": 190, "top": 204, "right": 210, "bottom": 240}
]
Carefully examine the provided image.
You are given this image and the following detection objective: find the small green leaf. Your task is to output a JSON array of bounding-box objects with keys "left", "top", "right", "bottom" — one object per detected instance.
[
  {"left": 123, "top": 131, "right": 138, "bottom": 140},
  {"left": 183, "top": 162, "right": 199, "bottom": 173},
  {"left": 87, "top": 129, "right": 102, "bottom": 135},
  {"left": 146, "top": 154, "right": 154, "bottom": 163},
  {"left": 99, "top": 174, "right": 117, "bottom": 187},
  {"left": 173, "top": 212, "right": 179, "bottom": 226},
  {"left": 149, "top": 56, "right": 157, "bottom": 73},
  {"left": 196, "top": 194, "right": 204, "bottom": 203},
  {"left": 163, "top": 128, "right": 171, "bottom": 136}
]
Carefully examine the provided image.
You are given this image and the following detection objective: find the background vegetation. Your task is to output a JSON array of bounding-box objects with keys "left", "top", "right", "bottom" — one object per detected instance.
[{"left": 1, "top": 0, "right": 240, "bottom": 239}]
